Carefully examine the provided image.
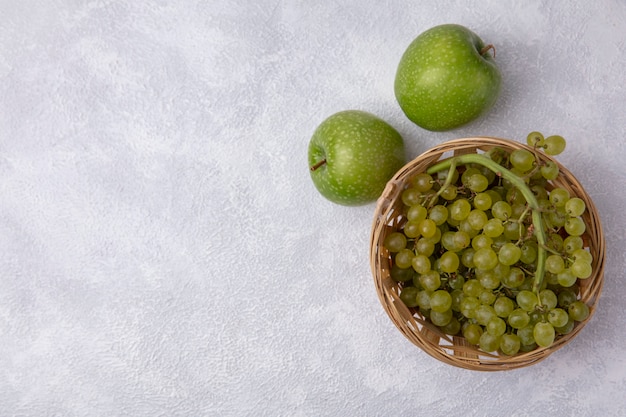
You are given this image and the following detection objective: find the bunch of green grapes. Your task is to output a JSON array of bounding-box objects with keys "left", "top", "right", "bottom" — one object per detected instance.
[{"left": 384, "top": 132, "right": 594, "bottom": 355}]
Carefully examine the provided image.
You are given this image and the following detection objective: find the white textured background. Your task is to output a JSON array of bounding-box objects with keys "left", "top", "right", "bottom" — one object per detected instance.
[{"left": 1, "top": 1, "right": 625, "bottom": 416}]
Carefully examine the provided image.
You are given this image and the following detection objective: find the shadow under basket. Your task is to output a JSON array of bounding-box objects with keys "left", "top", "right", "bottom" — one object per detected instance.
[{"left": 369, "top": 137, "right": 605, "bottom": 371}]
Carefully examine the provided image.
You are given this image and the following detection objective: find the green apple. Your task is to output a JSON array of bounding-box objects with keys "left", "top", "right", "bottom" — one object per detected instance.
[
  {"left": 308, "top": 110, "right": 406, "bottom": 206},
  {"left": 394, "top": 24, "right": 502, "bottom": 131}
]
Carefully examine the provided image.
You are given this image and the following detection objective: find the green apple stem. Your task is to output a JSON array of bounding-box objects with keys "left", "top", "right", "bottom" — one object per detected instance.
[
  {"left": 310, "top": 159, "right": 327, "bottom": 171},
  {"left": 426, "top": 153, "right": 547, "bottom": 294},
  {"left": 480, "top": 44, "right": 496, "bottom": 58}
]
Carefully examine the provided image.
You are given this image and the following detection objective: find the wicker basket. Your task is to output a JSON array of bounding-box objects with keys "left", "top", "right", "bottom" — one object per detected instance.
[{"left": 370, "top": 137, "right": 605, "bottom": 371}]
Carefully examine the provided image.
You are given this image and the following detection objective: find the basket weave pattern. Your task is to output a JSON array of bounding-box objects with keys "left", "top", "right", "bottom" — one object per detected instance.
[{"left": 370, "top": 137, "right": 605, "bottom": 371}]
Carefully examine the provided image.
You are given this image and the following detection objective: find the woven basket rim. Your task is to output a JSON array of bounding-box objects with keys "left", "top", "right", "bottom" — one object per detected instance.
[{"left": 370, "top": 136, "right": 606, "bottom": 371}]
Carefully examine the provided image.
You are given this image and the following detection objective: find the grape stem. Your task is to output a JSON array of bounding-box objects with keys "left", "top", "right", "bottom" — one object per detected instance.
[
  {"left": 427, "top": 158, "right": 458, "bottom": 208},
  {"left": 426, "top": 153, "right": 547, "bottom": 294}
]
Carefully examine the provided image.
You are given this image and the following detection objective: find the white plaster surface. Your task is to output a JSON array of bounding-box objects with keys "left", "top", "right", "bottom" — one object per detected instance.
[{"left": 1, "top": 1, "right": 626, "bottom": 416}]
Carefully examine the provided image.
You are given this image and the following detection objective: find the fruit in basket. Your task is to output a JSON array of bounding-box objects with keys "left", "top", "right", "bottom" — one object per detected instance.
[
  {"left": 308, "top": 110, "right": 406, "bottom": 206},
  {"left": 383, "top": 133, "right": 596, "bottom": 355},
  {"left": 394, "top": 24, "right": 502, "bottom": 131}
]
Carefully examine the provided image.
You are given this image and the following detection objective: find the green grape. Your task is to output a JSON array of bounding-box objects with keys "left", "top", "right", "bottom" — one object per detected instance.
[
  {"left": 390, "top": 264, "right": 414, "bottom": 282},
  {"left": 403, "top": 220, "right": 421, "bottom": 238},
  {"left": 473, "top": 248, "right": 499, "bottom": 270},
  {"left": 545, "top": 254, "right": 566, "bottom": 274},
  {"left": 498, "top": 242, "right": 522, "bottom": 266},
  {"left": 503, "top": 221, "right": 523, "bottom": 242},
  {"left": 476, "top": 268, "right": 501, "bottom": 290},
  {"left": 447, "top": 216, "right": 461, "bottom": 228},
  {"left": 430, "top": 290, "right": 453, "bottom": 313},
  {"left": 479, "top": 332, "right": 501, "bottom": 352},
  {"left": 510, "top": 203, "right": 528, "bottom": 220},
  {"left": 533, "top": 322, "right": 556, "bottom": 347},
  {"left": 463, "top": 322, "right": 483, "bottom": 345},
  {"left": 539, "top": 289, "right": 558, "bottom": 310},
  {"left": 483, "top": 218, "right": 504, "bottom": 238},
  {"left": 439, "top": 316, "right": 461, "bottom": 335},
  {"left": 545, "top": 208, "right": 568, "bottom": 228},
  {"left": 479, "top": 289, "right": 497, "bottom": 306},
  {"left": 467, "top": 173, "right": 489, "bottom": 192},
  {"left": 460, "top": 296, "right": 480, "bottom": 319},
  {"left": 415, "top": 238, "right": 435, "bottom": 256},
  {"left": 530, "top": 183, "right": 549, "bottom": 200},
  {"left": 547, "top": 233, "right": 564, "bottom": 252},
  {"left": 441, "top": 231, "right": 460, "bottom": 252},
  {"left": 528, "top": 309, "right": 545, "bottom": 325},
  {"left": 478, "top": 165, "right": 497, "bottom": 184},
  {"left": 485, "top": 189, "right": 503, "bottom": 204},
  {"left": 572, "top": 248, "right": 593, "bottom": 263},
  {"left": 563, "top": 236, "right": 584, "bottom": 254},
  {"left": 458, "top": 220, "right": 480, "bottom": 239},
  {"left": 472, "top": 234, "right": 493, "bottom": 250},
  {"left": 423, "top": 226, "right": 442, "bottom": 245},
  {"left": 565, "top": 197, "right": 586, "bottom": 217},
  {"left": 517, "top": 325, "right": 536, "bottom": 346},
  {"left": 545, "top": 272, "right": 559, "bottom": 286},
  {"left": 439, "top": 184, "right": 458, "bottom": 201},
  {"left": 418, "top": 218, "right": 437, "bottom": 238},
  {"left": 461, "top": 248, "right": 476, "bottom": 268},
  {"left": 384, "top": 232, "right": 406, "bottom": 252},
  {"left": 416, "top": 290, "right": 432, "bottom": 310},
  {"left": 549, "top": 187, "right": 570, "bottom": 207},
  {"left": 540, "top": 160, "right": 559, "bottom": 180},
  {"left": 401, "top": 188, "right": 422, "bottom": 206},
  {"left": 450, "top": 289, "right": 465, "bottom": 312},
  {"left": 412, "top": 173, "right": 434, "bottom": 192},
  {"left": 517, "top": 276, "right": 535, "bottom": 292},
  {"left": 394, "top": 249, "right": 415, "bottom": 269},
  {"left": 500, "top": 334, "right": 521, "bottom": 356},
  {"left": 419, "top": 270, "right": 441, "bottom": 291},
  {"left": 412, "top": 254, "right": 431, "bottom": 274},
  {"left": 508, "top": 308, "right": 531, "bottom": 329},
  {"left": 449, "top": 198, "right": 472, "bottom": 221},
  {"left": 448, "top": 275, "right": 465, "bottom": 291},
  {"left": 487, "top": 317, "right": 507, "bottom": 336},
  {"left": 407, "top": 204, "right": 428, "bottom": 222},
  {"left": 557, "top": 269, "right": 577, "bottom": 287},
  {"left": 502, "top": 266, "right": 526, "bottom": 288},
  {"left": 555, "top": 317, "right": 575, "bottom": 335},
  {"left": 548, "top": 308, "right": 569, "bottom": 328},
  {"left": 494, "top": 296, "right": 515, "bottom": 318},
  {"left": 509, "top": 149, "right": 536, "bottom": 172},
  {"left": 400, "top": 287, "right": 419, "bottom": 307},
  {"left": 516, "top": 290, "right": 539, "bottom": 312},
  {"left": 429, "top": 205, "right": 449, "bottom": 225},
  {"left": 557, "top": 288, "right": 578, "bottom": 308},
  {"left": 473, "top": 192, "right": 492, "bottom": 211},
  {"left": 568, "top": 301, "right": 590, "bottom": 321},
  {"left": 430, "top": 308, "right": 453, "bottom": 326},
  {"left": 506, "top": 187, "right": 528, "bottom": 206},
  {"left": 461, "top": 167, "right": 482, "bottom": 187},
  {"left": 519, "top": 241, "right": 538, "bottom": 265},
  {"left": 564, "top": 217, "right": 586, "bottom": 237},
  {"left": 439, "top": 251, "right": 460, "bottom": 273},
  {"left": 570, "top": 259, "right": 592, "bottom": 279},
  {"left": 475, "top": 305, "right": 497, "bottom": 326},
  {"left": 467, "top": 209, "right": 489, "bottom": 231},
  {"left": 463, "top": 279, "right": 484, "bottom": 298},
  {"left": 527, "top": 131, "right": 545, "bottom": 147},
  {"left": 544, "top": 135, "right": 566, "bottom": 155},
  {"left": 452, "top": 231, "right": 471, "bottom": 250}
]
